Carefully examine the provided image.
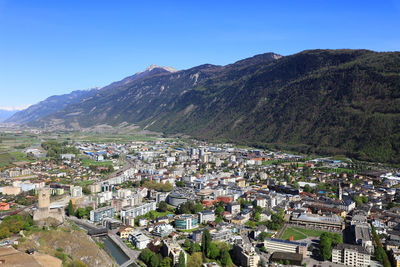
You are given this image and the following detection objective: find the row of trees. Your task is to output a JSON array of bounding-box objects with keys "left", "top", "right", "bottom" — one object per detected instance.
[
  {"left": 372, "top": 225, "right": 391, "bottom": 267},
  {"left": 318, "top": 232, "right": 343, "bottom": 260}
]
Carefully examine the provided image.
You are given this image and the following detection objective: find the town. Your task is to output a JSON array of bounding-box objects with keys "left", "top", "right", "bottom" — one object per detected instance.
[{"left": 0, "top": 132, "right": 399, "bottom": 267}]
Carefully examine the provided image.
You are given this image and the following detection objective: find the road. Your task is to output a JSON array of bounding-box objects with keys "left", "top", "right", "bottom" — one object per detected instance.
[
  {"left": 0, "top": 204, "right": 35, "bottom": 219},
  {"left": 276, "top": 224, "right": 287, "bottom": 239}
]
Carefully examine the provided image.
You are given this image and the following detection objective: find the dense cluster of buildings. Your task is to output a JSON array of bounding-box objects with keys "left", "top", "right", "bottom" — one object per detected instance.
[{"left": 1, "top": 137, "right": 400, "bottom": 267}]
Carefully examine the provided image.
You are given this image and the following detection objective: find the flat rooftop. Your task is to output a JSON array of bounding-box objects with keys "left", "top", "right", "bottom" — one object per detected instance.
[{"left": 293, "top": 213, "right": 342, "bottom": 224}]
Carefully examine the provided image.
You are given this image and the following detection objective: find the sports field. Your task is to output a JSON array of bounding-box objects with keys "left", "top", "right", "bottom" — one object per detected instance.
[{"left": 281, "top": 226, "right": 330, "bottom": 241}]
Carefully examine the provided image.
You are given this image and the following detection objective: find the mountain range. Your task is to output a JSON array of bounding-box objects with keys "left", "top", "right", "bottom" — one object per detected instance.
[
  {"left": 0, "top": 109, "right": 19, "bottom": 122},
  {"left": 7, "top": 49, "right": 400, "bottom": 163}
]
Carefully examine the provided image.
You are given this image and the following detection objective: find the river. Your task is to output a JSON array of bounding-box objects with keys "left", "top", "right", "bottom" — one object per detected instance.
[
  {"left": 72, "top": 220, "right": 131, "bottom": 266},
  {"left": 99, "top": 235, "right": 130, "bottom": 266}
]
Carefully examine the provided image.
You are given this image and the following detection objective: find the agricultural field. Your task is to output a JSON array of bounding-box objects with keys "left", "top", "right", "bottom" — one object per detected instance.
[
  {"left": 0, "top": 132, "right": 41, "bottom": 169},
  {"left": 0, "top": 133, "right": 40, "bottom": 150},
  {"left": 61, "top": 131, "right": 161, "bottom": 144},
  {"left": 0, "top": 152, "right": 13, "bottom": 167}
]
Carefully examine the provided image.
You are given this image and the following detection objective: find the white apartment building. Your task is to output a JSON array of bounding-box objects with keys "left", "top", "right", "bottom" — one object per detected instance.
[
  {"left": 332, "top": 243, "right": 371, "bottom": 267},
  {"left": 120, "top": 202, "right": 156, "bottom": 219},
  {"left": 264, "top": 239, "right": 308, "bottom": 257},
  {"left": 70, "top": 185, "right": 83, "bottom": 197}
]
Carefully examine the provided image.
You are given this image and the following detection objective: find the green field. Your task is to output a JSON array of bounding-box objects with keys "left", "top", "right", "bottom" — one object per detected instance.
[
  {"left": 262, "top": 160, "right": 282, "bottom": 165},
  {"left": 81, "top": 158, "right": 113, "bottom": 167},
  {"left": 9, "top": 151, "right": 34, "bottom": 162},
  {"left": 318, "top": 167, "right": 357, "bottom": 174},
  {"left": 281, "top": 227, "right": 330, "bottom": 241},
  {"left": 64, "top": 132, "right": 160, "bottom": 143},
  {"left": 0, "top": 152, "right": 13, "bottom": 167}
]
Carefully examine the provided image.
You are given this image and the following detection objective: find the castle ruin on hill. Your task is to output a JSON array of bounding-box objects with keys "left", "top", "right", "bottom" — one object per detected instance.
[{"left": 33, "top": 188, "right": 64, "bottom": 225}]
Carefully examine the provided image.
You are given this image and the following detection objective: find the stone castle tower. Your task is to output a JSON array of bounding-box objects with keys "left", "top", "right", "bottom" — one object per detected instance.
[
  {"left": 38, "top": 188, "right": 50, "bottom": 210},
  {"left": 33, "top": 188, "right": 64, "bottom": 224}
]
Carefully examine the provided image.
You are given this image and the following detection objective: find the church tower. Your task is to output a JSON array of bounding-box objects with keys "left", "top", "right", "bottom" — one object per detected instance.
[{"left": 337, "top": 182, "right": 343, "bottom": 201}]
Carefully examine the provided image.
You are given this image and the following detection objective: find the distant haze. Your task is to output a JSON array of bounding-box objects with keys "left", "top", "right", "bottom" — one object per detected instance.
[{"left": 0, "top": 109, "right": 19, "bottom": 122}]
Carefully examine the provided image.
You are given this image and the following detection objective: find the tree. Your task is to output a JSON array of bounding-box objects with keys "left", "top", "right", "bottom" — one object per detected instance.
[
  {"left": 150, "top": 254, "right": 161, "bottom": 267},
  {"left": 254, "top": 205, "right": 262, "bottom": 213},
  {"left": 201, "top": 229, "right": 211, "bottom": 256},
  {"left": 215, "top": 206, "right": 224, "bottom": 216},
  {"left": 67, "top": 200, "right": 73, "bottom": 216},
  {"left": 0, "top": 227, "right": 11, "bottom": 239},
  {"left": 183, "top": 239, "right": 191, "bottom": 250},
  {"left": 158, "top": 201, "right": 168, "bottom": 212},
  {"left": 9, "top": 220, "right": 24, "bottom": 233},
  {"left": 82, "top": 186, "right": 91, "bottom": 195},
  {"left": 55, "top": 251, "right": 68, "bottom": 263},
  {"left": 265, "top": 211, "right": 285, "bottom": 230},
  {"left": 319, "top": 234, "right": 332, "bottom": 260},
  {"left": 75, "top": 208, "right": 89, "bottom": 219},
  {"left": 214, "top": 241, "right": 231, "bottom": 254},
  {"left": 139, "top": 248, "right": 154, "bottom": 264},
  {"left": 68, "top": 260, "right": 87, "bottom": 267},
  {"left": 149, "top": 210, "right": 157, "bottom": 220},
  {"left": 304, "top": 184, "right": 311, "bottom": 193},
  {"left": 353, "top": 196, "right": 363, "bottom": 206},
  {"left": 194, "top": 203, "right": 204, "bottom": 213},
  {"left": 303, "top": 166, "right": 312, "bottom": 177},
  {"left": 258, "top": 232, "right": 269, "bottom": 241},
  {"left": 215, "top": 216, "right": 223, "bottom": 223},
  {"left": 254, "top": 212, "right": 261, "bottom": 222},
  {"left": 372, "top": 225, "right": 391, "bottom": 267},
  {"left": 190, "top": 242, "right": 202, "bottom": 254},
  {"left": 207, "top": 242, "right": 220, "bottom": 259},
  {"left": 176, "top": 181, "right": 185, "bottom": 187},
  {"left": 188, "top": 252, "right": 202, "bottom": 267},
  {"left": 220, "top": 249, "right": 233, "bottom": 266},
  {"left": 353, "top": 195, "right": 368, "bottom": 207},
  {"left": 160, "top": 257, "right": 172, "bottom": 267},
  {"left": 330, "top": 233, "right": 343, "bottom": 245},
  {"left": 177, "top": 251, "right": 186, "bottom": 267}
]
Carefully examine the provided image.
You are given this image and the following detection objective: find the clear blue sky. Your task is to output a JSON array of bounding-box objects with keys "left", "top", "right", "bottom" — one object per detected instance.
[{"left": 1, "top": 0, "right": 399, "bottom": 108}]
